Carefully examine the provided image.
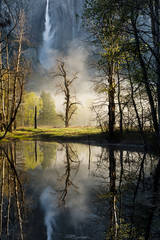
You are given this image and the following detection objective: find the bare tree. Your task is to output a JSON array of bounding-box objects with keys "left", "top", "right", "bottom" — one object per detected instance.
[
  {"left": 0, "top": 6, "right": 29, "bottom": 138},
  {"left": 55, "top": 59, "right": 80, "bottom": 127}
]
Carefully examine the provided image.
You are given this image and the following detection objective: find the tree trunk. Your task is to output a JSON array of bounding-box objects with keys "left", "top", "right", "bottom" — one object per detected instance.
[
  {"left": 64, "top": 75, "right": 70, "bottom": 128},
  {"left": 10, "top": 17, "right": 23, "bottom": 132},
  {"left": 150, "top": 0, "right": 160, "bottom": 142},
  {"left": 6, "top": 40, "right": 10, "bottom": 127},
  {"left": 131, "top": 18, "right": 159, "bottom": 138},
  {"left": 108, "top": 64, "right": 115, "bottom": 140},
  {"left": 128, "top": 69, "right": 145, "bottom": 144},
  {"left": 117, "top": 69, "right": 123, "bottom": 136},
  {"left": 34, "top": 106, "right": 37, "bottom": 129}
]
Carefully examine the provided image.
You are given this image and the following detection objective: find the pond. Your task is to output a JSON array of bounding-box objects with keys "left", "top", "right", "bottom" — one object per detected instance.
[{"left": 0, "top": 141, "right": 160, "bottom": 240}]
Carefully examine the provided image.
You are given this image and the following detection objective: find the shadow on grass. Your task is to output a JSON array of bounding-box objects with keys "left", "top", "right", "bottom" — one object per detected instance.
[{"left": 31, "top": 132, "right": 106, "bottom": 142}]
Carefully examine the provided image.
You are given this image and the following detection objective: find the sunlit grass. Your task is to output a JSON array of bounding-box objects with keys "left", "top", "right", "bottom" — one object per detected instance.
[
  {"left": 1, "top": 127, "right": 157, "bottom": 152},
  {"left": 1, "top": 127, "right": 102, "bottom": 141}
]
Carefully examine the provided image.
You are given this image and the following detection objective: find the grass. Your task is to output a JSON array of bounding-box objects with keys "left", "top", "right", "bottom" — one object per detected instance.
[
  {"left": 1, "top": 127, "right": 103, "bottom": 141},
  {"left": 0, "top": 127, "right": 158, "bottom": 153}
]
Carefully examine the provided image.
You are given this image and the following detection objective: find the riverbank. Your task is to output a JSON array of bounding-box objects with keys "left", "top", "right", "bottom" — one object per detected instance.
[
  {"left": 1, "top": 127, "right": 102, "bottom": 141},
  {"left": 0, "top": 127, "right": 158, "bottom": 153}
]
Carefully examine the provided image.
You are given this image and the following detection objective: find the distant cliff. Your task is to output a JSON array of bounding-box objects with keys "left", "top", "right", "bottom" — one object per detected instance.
[
  {"left": 26, "top": 0, "right": 85, "bottom": 51},
  {"left": 25, "top": 0, "right": 46, "bottom": 48}
]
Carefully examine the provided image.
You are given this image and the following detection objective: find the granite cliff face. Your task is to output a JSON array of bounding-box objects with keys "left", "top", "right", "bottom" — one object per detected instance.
[
  {"left": 26, "top": 0, "right": 85, "bottom": 65},
  {"left": 48, "top": 0, "right": 85, "bottom": 50},
  {"left": 25, "top": 0, "right": 45, "bottom": 47}
]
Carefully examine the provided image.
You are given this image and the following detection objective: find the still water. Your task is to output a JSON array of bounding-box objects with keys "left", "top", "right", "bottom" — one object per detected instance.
[{"left": 0, "top": 141, "right": 160, "bottom": 240}]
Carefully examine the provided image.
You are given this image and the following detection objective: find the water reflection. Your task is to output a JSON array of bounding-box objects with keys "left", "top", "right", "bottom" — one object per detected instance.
[
  {"left": 145, "top": 159, "right": 160, "bottom": 240},
  {"left": 0, "top": 141, "right": 159, "bottom": 240},
  {"left": 0, "top": 143, "right": 24, "bottom": 240},
  {"left": 59, "top": 144, "right": 80, "bottom": 206}
]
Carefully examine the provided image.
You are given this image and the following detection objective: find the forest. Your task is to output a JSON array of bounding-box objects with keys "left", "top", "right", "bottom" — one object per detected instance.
[
  {"left": 0, "top": 0, "right": 160, "bottom": 148},
  {"left": 0, "top": 0, "right": 160, "bottom": 240},
  {"left": 0, "top": 1, "right": 160, "bottom": 146}
]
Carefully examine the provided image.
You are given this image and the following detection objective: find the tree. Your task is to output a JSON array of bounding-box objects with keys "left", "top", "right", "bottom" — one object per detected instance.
[
  {"left": 113, "top": 0, "right": 160, "bottom": 141},
  {"left": 55, "top": 60, "right": 80, "bottom": 128},
  {"left": 34, "top": 105, "right": 37, "bottom": 129},
  {"left": 83, "top": 0, "right": 160, "bottom": 144},
  {"left": 17, "top": 92, "right": 42, "bottom": 127},
  {"left": 38, "top": 91, "right": 59, "bottom": 127},
  {"left": 9, "top": 10, "right": 27, "bottom": 131},
  {"left": 83, "top": 0, "right": 126, "bottom": 139},
  {"left": 0, "top": 3, "right": 29, "bottom": 138}
]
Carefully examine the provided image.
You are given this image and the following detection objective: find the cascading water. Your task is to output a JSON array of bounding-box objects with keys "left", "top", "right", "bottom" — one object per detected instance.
[
  {"left": 39, "top": 0, "right": 55, "bottom": 68},
  {"left": 43, "top": 0, "right": 52, "bottom": 44},
  {"left": 39, "top": 0, "right": 85, "bottom": 69}
]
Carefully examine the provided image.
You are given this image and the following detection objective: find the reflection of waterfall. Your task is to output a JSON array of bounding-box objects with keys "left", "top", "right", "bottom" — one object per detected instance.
[
  {"left": 39, "top": 0, "right": 55, "bottom": 68},
  {"left": 40, "top": 187, "right": 57, "bottom": 240}
]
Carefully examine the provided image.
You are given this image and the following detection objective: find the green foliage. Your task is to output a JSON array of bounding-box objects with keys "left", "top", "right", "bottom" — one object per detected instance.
[
  {"left": 17, "top": 91, "right": 62, "bottom": 128},
  {"left": 83, "top": 0, "right": 149, "bottom": 74},
  {"left": 17, "top": 92, "right": 42, "bottom": 127},
  {"left": 38, "top": 91, "right": 61, "bottom": 127},
  {"left": 83, "top": 0, "right": 125, "bottom": 62},
  {"left": 106, "top": 218, "right": 145, "bottom": 240}
]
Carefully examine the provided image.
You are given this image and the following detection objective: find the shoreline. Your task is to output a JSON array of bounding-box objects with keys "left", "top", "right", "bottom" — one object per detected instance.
[{"left": 0, "top": 127, "right": 158, "bottom": 154}]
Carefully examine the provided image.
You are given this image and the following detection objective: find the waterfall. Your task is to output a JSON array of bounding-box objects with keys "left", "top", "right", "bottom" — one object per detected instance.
[
  {"left": 39, "top": 0, "right": 55, "bottom": 69},
  {"left": 39, "top": 0, "right": 85, "bottom": 69},
  {"left": 40, "top": 187, "right": 57, "bottom": 240},
  {"left": 43, "top": 0, "right": 52, "bottom": 44}
]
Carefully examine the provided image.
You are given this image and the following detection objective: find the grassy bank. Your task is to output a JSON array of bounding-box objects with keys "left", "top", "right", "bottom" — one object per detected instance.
[
  {"left": 0, "top": 127, "right": 158, "bottom": 152},
  {"left": 1, "top": 127, "right": 103, "bottom": 141}
]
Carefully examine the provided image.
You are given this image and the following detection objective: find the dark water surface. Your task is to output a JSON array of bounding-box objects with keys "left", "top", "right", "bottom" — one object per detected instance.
[{"left": 0, "top": 141, "right": 160, "bottom": 240}]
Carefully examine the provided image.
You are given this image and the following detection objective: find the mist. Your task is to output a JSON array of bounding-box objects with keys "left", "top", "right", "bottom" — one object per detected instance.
[
  {"left": 28, "top": 45, "right": 97, "bottom": 126},
  {"left": 26, "top": 0, "right": 97, "bottom": 126}
]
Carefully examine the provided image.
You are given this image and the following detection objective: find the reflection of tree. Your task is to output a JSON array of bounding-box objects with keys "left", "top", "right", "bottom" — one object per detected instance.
[
  {"left": 108, "top": 148, "right": 118, "bottom": 240},
  {"left": 95, "top": 148, "right": 149, "bottom": 239},
  {"left": 145, "top": 158, "right": 160, "bottom": 240},
  {"left": 107, "top": 150, "right": 148, "bottom": 240},
  {"left": 59, "top": 144, "right": 80, "bottom": 206},
  {"left": 0, "top": 153, "right": 5, "bottom": 236},
  {"left": 0, "top": 143, "right": 24, "bottom": 240},
  {"left": 35, "top": 141, "right": 38, "bottom": 162},
  {"left": 94, "top": 148, "right": 120, "bottom": 239},
  {"left": 94, "top": 147, "right": 109, "bottom": 180},
  {"left": 88, "top": 141, "right": 91, "bottom": 173},
  {"left": 23, "top": 141, "right": 43, "bottom": 169},
  {"left": 133, "top": 153, "right": 146, "bottom": 202},
  {"left": 23, "top": 141, "right": 57, "bottom": 170},
  {"left": 40, "top": 142, "right": 57, "bottom": 169}
]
